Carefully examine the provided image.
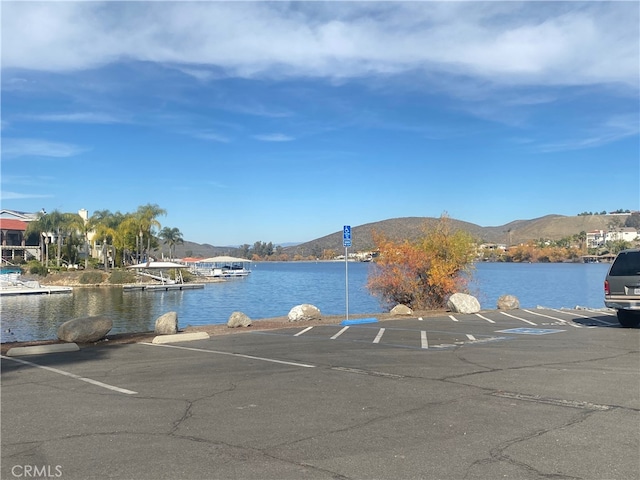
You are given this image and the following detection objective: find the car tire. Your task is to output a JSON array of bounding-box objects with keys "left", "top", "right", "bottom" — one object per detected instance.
[{"left": 616, "top": 310, "right": 640, "bottom": 328}]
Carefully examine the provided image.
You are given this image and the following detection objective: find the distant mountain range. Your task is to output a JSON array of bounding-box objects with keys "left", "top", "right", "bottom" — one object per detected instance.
[{"left": 166, "top": 213, "right": 636, "bottom": 259}]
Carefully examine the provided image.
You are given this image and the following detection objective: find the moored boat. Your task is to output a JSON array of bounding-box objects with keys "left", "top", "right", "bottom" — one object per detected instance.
[
  {"left": 185, "top": 256, "right": 252, "bottom": 278},
  {"left": 0, "top": 272, "right": 73, "bottom": 296}
]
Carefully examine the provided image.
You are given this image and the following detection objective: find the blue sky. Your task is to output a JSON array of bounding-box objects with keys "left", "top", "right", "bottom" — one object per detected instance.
[{"left": 2, "top": 2, "right": 639, "bottom": 246}]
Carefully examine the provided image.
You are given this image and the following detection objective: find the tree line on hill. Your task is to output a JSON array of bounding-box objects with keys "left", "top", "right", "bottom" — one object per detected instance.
[{"left": 578, "top": 209, "right": 633, "bottom": 216}]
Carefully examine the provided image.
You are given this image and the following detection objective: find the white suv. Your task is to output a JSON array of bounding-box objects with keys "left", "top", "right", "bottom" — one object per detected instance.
[{"left": 604, "top": 248, "right": 640, "bottom": 327}]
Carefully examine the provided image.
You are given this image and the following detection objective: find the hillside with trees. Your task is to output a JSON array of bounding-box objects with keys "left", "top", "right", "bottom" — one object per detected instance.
[
  {"left": 17, "top": 206, "right": 639, "bottom": 268},
  {"left": 280, "top": 213, "right": 639, "bottom": 259}
]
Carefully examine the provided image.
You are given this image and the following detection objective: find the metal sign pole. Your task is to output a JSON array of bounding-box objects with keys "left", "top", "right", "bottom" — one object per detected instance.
[
  {"left": 343, "top": 225, "right": 351, "bottom": 322},
  {"left": 345, "top": 245, "right": 349, "bottom": 322}
]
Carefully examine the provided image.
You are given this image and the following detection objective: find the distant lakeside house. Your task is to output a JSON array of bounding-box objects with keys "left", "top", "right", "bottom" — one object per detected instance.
[
  {"left": 586, "top": 228, "right": 639, "bottom": 249},
  {"left": 480, "top": 225, "right": 639, "bottom": 252},
  {"left": 0, "top": 209, "right": 40, "bottom": 264},
  {"left": 0, "top": 208, "right": 99, "bottom": 266}
]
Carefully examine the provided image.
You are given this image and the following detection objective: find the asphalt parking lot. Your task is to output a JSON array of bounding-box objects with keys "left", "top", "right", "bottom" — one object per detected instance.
[{"left": 2, "top": 308, "right": 639, "bottom": 480}]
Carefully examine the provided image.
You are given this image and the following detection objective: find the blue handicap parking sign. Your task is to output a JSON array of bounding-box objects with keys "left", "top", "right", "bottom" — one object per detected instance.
[{"left": 343, "top": 225, "right": 351, "bottom": 247}]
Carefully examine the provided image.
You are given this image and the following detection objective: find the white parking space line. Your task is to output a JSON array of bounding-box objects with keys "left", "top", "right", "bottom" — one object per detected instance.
[
  {"left": 141, "top": 343, "right": 316, "bottom": 368},
  {"left": 1, "top": 355, "right": 138, "bottom": 395},
  {"left": 550, "top": 309, "right": 595, "bottom": 319},
  {"left": 552, "top": 308, "right": 616, "bottom": 319},
  {"left": 294, "top": 326, "right": 314, "bottom": 336},
  {"left": 475, "top": 314, "right": 496, "bottom": 323},
  {"left": 499, "top": 311, "right": 537, "bottom": 325},
  {"left": 331, "top": 326, "right": 350, "bottom": 340},
  {"left": 421, "top": 331, "right": 429, "bottom": 349},
  {"left": 448, "top": 315, "right": 459, "bottom": 322},
  {"left": 466, "top": 334, "right": 477, "bottom": 341},
  {"left": 373, "top": 328, "right": 386, "bottom": 344},
  {"left": 548, "top": 309, "right": 617, "bottom": 326},
  {"left": 586, "top": 317, "right": 617, "bottom": 326},
  {"left": 523, "top": 309, "right": 581, "bottom": 328}
]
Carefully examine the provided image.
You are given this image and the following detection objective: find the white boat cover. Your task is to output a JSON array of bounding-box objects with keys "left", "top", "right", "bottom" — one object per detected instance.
[
  {"left": 127, "top": 261, "right": 189, "bottom": 269},
  {"left": 197, "top": 256, "right": 251, "bottom": 263}
]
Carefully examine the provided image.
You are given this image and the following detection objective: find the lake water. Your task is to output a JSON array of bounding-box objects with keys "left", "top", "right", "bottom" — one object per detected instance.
[{"left": 0, "top": 261, "right": 611, "bottom": 342}]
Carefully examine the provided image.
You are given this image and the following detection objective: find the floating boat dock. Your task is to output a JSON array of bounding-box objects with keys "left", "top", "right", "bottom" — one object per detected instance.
[
  {"left": 0, "top": 285, "right": 73, "bottom": 296},
  {"left": 0, "top": 272, "right": 73, "bottom": 296},
  {"left": 125, "top": 261, "right": 205, "bottom": 292},
  {"left": 123, "top": 283, "right": 204, "bottom": 292}
]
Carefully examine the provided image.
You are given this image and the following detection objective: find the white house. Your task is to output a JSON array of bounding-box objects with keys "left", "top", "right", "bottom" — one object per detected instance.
[
  {"left": 606, "top": 227, "right": 639, "bottom": 243},
  {"left": 587, "top": 228, "right": 638, "bottom": 248},
  {"left": 586, "top": 230, "right": 606, "bottom": 248}
]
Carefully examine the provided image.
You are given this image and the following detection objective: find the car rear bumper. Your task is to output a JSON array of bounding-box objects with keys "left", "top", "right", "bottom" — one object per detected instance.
[{"left": 604, "top": 297, "right": 640, "bottom": 310}]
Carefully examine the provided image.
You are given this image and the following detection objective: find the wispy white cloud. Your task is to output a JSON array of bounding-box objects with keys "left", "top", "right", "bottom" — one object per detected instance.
[
  {"left": 21, "top": 112, "right": 128, "bottom": 124},
  {"left": 536, "top": 114, "right": 640, "bottom": 152},
  {"left": 253, "top": 133, "right": 295, "bottom": 142},
  {"left": 2, "top": 138, "right": 86, "bottom": 158},
  {"left": 207, "top": 181, "right": 229, "bottom": 189},
  {"left": 0, "top": 191, "right": 53, "bottom": 201},
  {"left": 1, "top": 174, "right": 56, "bottom": 187},
  {"left": 187, "top": 130, "right": 231, "bottom": 143},
  {"left": 1, "top": 77, "right": 32, "bottom": 92},
  {"left": 2, "top": 2, "right": 637, "bottom": 90},
  {"left": 226, "top": 103, "right": 293, "bottom": 119},
  {"left": 175, "top": 66, "right": 222, "bottom": 82}
]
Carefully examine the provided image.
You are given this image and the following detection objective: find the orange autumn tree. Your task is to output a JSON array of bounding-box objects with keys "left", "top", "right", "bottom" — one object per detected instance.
[{"left": 367, "top": 215, "right": 476, "bottom": 310}]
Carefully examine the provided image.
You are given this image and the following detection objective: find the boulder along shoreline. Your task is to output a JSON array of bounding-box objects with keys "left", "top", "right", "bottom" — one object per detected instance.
[{"left": 0, "top": 310, "right": 448, "bottom": 355}]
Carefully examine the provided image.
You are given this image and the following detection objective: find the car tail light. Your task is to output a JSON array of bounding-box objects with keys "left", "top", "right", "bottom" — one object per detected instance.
[{"left": 604, "top": 280, "right": 610, "bottom": 295}]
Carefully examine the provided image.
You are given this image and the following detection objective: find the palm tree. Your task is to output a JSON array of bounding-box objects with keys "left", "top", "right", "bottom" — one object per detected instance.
[
  {"left": 159, "top": 227, "right": 184, "bottom": 260},
  {"left": 117, "top": 214, "right": 142, "bottom": 265},
  {"left": 76, "top": 213, "right": 95, "bottom": 270},
  {"left": 39, "top": 210, "right": 65, "bottom": 267},
  {"left": 135, "top": 204, "right": 167, "bottom": 262},
  {"left": 58, "top": 212, "right": 86, "bottom": 267},
  {"left": 62, "top": 211, "right": 105, "bottom": 269},
  {"left": 92, "top": 223, "right": 117, "bottom": 271},
  {"left": 25, "top": 211, "right": 56, "bottom": 267},
  {"left": 24, "top": 210, "right": 83, "bottom": 268},
  {"left": 577, "top": 231, "right": 587, "bottom": 252},
  {"left": 90, "top": 210, "right": 121, "bottom": 270}
]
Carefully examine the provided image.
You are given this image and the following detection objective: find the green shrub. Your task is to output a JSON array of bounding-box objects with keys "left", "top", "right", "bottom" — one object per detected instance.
[
  {"left": 79, "top": 271, "right": 104, "bottom": 284},
  {"left": 27, "top": 261, "right": 47, "bottom": 277},
  {"left": 108, "top": 270, "right": 135, "bottom": 284},
  {"left": 88, "top": 258, "right": 103, "bottom": 270},
  {"left": 180, "top": 269, "right": 195, "bottom": 283}
]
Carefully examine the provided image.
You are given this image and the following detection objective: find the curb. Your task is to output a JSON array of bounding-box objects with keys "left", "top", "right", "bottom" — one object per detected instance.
[
  {"left": 151, "top": 332, "right": 210, "bottom": 344},
  {"left": 6, "top": 343, "right": 80, "bottom": 356},
  {"left": 341, "top": 317, "right": 379, "bottom": 326}
]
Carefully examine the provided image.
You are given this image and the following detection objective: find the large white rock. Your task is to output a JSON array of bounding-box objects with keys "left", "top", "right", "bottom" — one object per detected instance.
[
  {"left": 497, "top": 295, "right": 520, "bottom": 310},
  {"left": 227, "top": 311, "right": 252, "bottom": 328},
  {"left": 155, "top": 311, "right": 178, "bottom": 335},
  {"left": 390, "top": 304, "right": 413, "bottom": 316},
  {"left": 288, "top": 304, "right": 321, "bottom": 322},
  {"left": 447, "top": 293, "right": 481, "bottom": 314},
  {"left": 57, "top": 316, "right": 113, "bottom": 343}
]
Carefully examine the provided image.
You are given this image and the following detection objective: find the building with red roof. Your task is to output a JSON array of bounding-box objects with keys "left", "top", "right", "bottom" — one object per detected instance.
[{"left": 0, "top": 210, "right": 39, "bottom": 263}]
